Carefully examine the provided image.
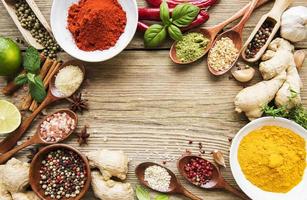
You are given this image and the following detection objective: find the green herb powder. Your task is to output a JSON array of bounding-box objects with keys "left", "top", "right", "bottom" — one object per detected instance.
[{"left": 175, "top": 32, "right": 209, "bottom": 63}]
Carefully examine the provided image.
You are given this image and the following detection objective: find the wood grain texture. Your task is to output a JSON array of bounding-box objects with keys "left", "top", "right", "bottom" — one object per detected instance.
[{"left": 0, "top": 0, "right": 306, "bottom": 199}]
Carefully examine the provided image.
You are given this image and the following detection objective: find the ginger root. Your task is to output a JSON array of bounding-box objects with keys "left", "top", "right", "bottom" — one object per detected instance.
[
  {"left": 86, "top": 150, "right": 128, "bottom": 180},
  {"left": 259, "top": 38, "right": 294, "bottom": 80},
  {"left": 91, "top": 171, "right": 134, "bottom": 200},
  {"left": 234, "top": 71, "right": 286, "bottom": 120}
]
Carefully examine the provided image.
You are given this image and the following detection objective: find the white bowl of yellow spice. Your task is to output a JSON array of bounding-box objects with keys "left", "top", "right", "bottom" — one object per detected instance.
[{"left": 230, "top": 117, "right": 307, "bottom": 200}]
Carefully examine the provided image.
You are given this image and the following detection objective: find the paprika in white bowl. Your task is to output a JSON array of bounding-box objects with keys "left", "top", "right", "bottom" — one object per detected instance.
[{"left": 51, "top": 0, "right": 138, "bottom": 62}]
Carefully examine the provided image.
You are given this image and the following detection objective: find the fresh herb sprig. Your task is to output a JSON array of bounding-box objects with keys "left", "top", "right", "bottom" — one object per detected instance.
[
  {"left": 263, "top": 105, "right": 307, "bottom": 129},
  {"left": 144, "top": 1, "right": 200, "bottom": 47},
  {"left": 14, "top": 46, "right": 46, "bottom": 103},
  {"left": 136, "top": 185, "right": 169, "bottom": 200}
]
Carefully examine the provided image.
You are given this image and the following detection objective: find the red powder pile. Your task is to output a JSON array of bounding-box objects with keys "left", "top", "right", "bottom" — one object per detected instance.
[{"left": 67, "top": 0, "right": 126, "bottom": 51}]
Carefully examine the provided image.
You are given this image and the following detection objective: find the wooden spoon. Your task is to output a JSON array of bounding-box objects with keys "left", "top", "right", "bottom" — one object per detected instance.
[
  {"left": 169, "top": 0, "right": 270, "bottom": 65},
  {"left": 1, "top": 0, "right": 53, "bottom": 49},
  {"left": 135, "top": 162, "right": 203, "bottom": 200},
  {"left": 207, "top": 0, "right": 260, "bottom": 76},
  {"left": 178, "top": 155, "right": 250, "bottom": 200},
  {"left": 0, "top": 109, "right": 77, "bottom": 164},
  {"left": 241, "top": 0, "right": 293, "bottom": 62},
  {"left": 0, "top": 60, "right": 85, "bottom": 154}
]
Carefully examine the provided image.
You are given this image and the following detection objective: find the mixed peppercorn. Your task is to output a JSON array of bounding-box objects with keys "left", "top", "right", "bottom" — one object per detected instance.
[
  {"left": 39, "top": 149, "right": 87, "bottom": 199},
  {"left": 245, "top": 20, "right": 274, "bottom": 59},
  {"left": 184, "top": 157, "right": 214, "bottom": 186},
  {"left": 14, "top": 0, "right": 60, "bottom": 59}
]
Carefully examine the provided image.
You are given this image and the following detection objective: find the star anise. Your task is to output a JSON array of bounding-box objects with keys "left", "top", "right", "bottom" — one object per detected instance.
[
  {"left": 27, "top": 146, "right": 40, "bottom": 163},
  {"left": 67, "top": 93, "right": 88, "bottom": 113},
  {"left": 76, "top": 126, "right": 90, "bottom": 146}
]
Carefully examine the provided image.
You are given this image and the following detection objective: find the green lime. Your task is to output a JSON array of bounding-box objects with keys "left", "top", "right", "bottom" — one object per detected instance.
[
  {"left": 0, "top": 37, "right": 22, "bottom": 76},
  {"left": 0, "top": 100, "right": 21, "bottom": 135}
]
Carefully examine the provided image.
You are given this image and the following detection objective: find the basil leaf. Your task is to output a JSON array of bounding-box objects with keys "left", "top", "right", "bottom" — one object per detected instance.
[
  {"left": 144, "top": 24, "right": 167, "bottom": 48},
  {"left": 14, "top": 74, "right": 28, "bottom": 85},
  {"left": 29, "top": 75, "right": 46, "bottom": 103},
  {"left": 168, "top": 24, "right": 183, "bottom": 41},
  {"left": 23, "top": 46, "right": 41, "bottom": 73},
  {"left": 136, "top": 185, "right": 150, "bottom": 200},
  {"left": 160, "top": 0, "right": 170, "bottom": 25},
  {"left": 172, "top": 4, "right": 200, "bottom": 27},
  {"left": 155, "top": 194, "right": 169, "bottom": 200}
]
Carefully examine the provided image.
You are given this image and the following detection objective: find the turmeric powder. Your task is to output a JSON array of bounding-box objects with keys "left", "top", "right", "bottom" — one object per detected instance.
[{"left": 238, "top": 126, "right": 306, "bottom": 193}]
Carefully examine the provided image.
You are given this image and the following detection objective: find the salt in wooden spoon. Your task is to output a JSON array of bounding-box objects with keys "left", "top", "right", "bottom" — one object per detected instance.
[
  {"left": 241, "top": 0, "right": 293, "bottom": 62},
  {"left": 169, "top": 0, "right": 271, "bottom": 65},
  {"left": 1, "top": 0, "right": 53, "bottom": 49},
  {"left": 135, "top": 162, "right": 203, "bottom": 200},
  {"left": 177, "top": 155, "right": 250, "bottom": 200},
  {"left": 207, "top": 0, "right": 260, "bottom": 76},
  {"left": 0, "top": 60, "right": 85, "bottom": 154},
  {"left": 0, "top": 109, "right": 77, "bottom": 164}
]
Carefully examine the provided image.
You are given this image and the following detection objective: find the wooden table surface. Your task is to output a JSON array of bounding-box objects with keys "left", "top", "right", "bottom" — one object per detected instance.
[{"left": 0, "top": 0, "right": 306, "bottom": 199}]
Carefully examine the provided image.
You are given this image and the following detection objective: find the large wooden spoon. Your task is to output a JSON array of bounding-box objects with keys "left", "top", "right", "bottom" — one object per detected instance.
[
  {"left": 178, "top": 155, "right": 250, "bottom": 200},
  {"left": 169, "top": 0, "right": 271, "bottom": 65},
  {"left": 136, "top": 162, "right": 203, "bottom": 200},
  {"left": 207, "top": 0, "right": 260, "bottom": 76},
  {"left": 0, "top": 109, "right": 77, "bottom": 164},
  {"left": 0, "top": 60, "right": 85, "bottom": 154}
]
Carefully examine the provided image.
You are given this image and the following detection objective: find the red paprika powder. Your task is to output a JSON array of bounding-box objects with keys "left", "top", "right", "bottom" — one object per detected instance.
[{"left": 67, "top": 0, "right": 126, "bottom": 51}]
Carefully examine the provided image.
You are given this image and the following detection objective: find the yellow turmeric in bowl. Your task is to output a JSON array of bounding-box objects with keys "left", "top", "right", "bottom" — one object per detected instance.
[{"left": 238, "top": 126, "right": 306, "bottom": 193}]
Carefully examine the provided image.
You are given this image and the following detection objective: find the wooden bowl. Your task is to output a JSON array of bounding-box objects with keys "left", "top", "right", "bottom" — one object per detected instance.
[{"left": 29, "top": 144, "right": 91, "bottom": 200}]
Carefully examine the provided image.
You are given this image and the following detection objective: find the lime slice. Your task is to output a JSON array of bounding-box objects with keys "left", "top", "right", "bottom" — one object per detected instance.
[{"left": 0, "top": 100, "right": 21, "bottom": 135}]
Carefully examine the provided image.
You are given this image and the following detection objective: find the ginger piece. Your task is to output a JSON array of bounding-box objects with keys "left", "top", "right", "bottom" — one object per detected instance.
[
  {"left": 91, "top": 171, "right": 134, "bottom": 200},
  {"left": 86, "top": 150, "right": 128, "bottom": 180},
  {"left": 275, "top": 64, "right": 302, "bottom": 109},
  {"left": 259, "top": 38, "right": 294, "bottom": 80},
  {"left": 0, "top": 182, "right": 12, "bottom": 200},
  {"left": 11, "top": 192, "right": 40, "bottom": 200},
  {"left": 0, "top": 158, "right": 30, "bottom": 193},
  {"left": 234, "top": 71, "right": 287, "bottom": 120}
]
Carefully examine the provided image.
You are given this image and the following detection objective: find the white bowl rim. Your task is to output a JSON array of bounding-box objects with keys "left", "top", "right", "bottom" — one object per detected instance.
[
  {"left": 230, "top": 117, "right": 307, "bottom": 200},
  {"left": 50, "top": 0, "right": 138, "bottom": 62}
]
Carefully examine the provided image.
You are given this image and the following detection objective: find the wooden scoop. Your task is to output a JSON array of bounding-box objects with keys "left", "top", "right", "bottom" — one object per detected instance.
[
  {"left": 0, "top": 109, "right": 77, "bottom": 164},
  {"left": 207, "top": 0, "right": 260, "bottom": 76},
  {"left": 169, "top": 0, "right": 271, "bottom": 65},
  {"left": 0, "top": 60, "right": 85, "bottom": 154},
  {"left": 135, "top": 162, "right": 203, "bottom": 200},
  {"left": 0, "top": 0, "right": 53, "bottom": 49},
  {"left": 241, "top": 0, "right": 293, "bottom": 62},
  {"left": 178, "top": 155, "right": 250, "bottom": 200}
]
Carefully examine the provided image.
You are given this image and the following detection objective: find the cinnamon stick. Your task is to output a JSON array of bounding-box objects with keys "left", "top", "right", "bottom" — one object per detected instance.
[
  {"left": 29, "top": 61, "right": 62, "bottom": 111},
  {"left": 20, "top": 58, "right": 54, "bottom": 110}
]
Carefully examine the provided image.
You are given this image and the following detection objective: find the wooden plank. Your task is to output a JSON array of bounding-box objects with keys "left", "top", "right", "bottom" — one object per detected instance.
[{"left": 0, "top": 50, "right": 307, "bottom": 199}]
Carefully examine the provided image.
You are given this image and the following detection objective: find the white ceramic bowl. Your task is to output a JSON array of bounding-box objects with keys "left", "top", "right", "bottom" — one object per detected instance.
[
  {"left": 230, "top": 117, "right": 307, "bottom": 200},
  {"left": 50, "top": 0, "right": 138, "bottom": 62}
]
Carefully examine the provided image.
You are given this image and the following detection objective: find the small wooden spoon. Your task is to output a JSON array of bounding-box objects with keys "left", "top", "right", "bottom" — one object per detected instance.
[
  {"left": 241, "top": 0, "right": 293, "bottom": 62},
  {"left": 0, "top": 109, "right": 77, "bottom": 164},
  {"left": 207, "top": 0, "right": 260, "bottom": 76},
  {"left": 1, "top": 0, "right": 53, "bottom": 49},
  {"left": 178, "top": 155, "right": 250, "bottom": 200},
  {"left": 0, "top": 60, "right": 85, "bottom": 154},
  {"left": 135, "top": 162, "right": 203, "bottom": 200},
  {"left": 169, "top": 0, "right": 270, "bottom": 64}
]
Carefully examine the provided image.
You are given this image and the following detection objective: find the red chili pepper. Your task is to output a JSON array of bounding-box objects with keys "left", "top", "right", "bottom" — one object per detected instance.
[
  {"left": 139, "top": 7, "right": 174, "bottom": 21},
  {"left": 137, "top": 21, "right": 150, "bottom": 32},
  {"left": 146, "top": 0, "right": 218, "bottom": 8}
]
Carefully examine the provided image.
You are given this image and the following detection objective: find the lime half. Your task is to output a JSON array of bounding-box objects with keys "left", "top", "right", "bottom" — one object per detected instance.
[{"left": 0, "top": 100, "right": 21, "bottom": 135}]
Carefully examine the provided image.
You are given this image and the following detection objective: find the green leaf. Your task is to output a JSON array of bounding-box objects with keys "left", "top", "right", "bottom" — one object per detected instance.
[
  {"left": 14, "top": 74, "right": 28, "bottom": 85},
  {"left": 23, "top": 46, "right": 41, "bottom": 73},
  {"left": 172, "top": 4, "right": 200, "bottom": 27},
  {"left": 144, "top": 24, "right": 167, "bottom": 48},
  {"left": 160, "top": 0, "right": 170, "bottom": 25},
  {"left": 135, "top": 185, "right": 150, "bottom": 200},
  {"left": 155, "top": 194, "right": 169, "bottom": 200},
  {"left": 168, "top": 24, "right": 183, "bottom": 41},
  {"left": 27, "top": 72, "right": 36, "bottom": 83},
  {"left": 29, "top": 75, "right": 46, "bottom": 103}
]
